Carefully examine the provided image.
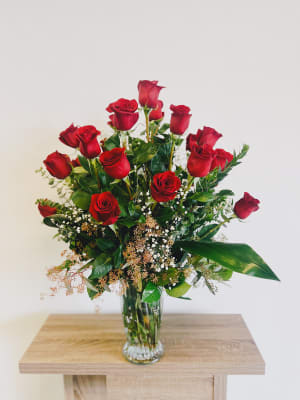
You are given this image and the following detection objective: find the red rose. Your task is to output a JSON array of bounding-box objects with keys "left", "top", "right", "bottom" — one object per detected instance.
[
  {"left": 89, "top": 192, "right": 121, "bottom": 225},
  {"left": 108, "top": 114, "right": 117, "bottom": 128},
  {"left": 59, "top": 124, "right": 79, "bottom": 148},
  {"left": 170, "top": 104, "right": 191, "bottom": 135},
  {"left": 38, "top": 203, "right": 57, "bottom": 217},
  {"left": 149, "top": 100, "right": 164, "bottom": 121},
  {"left": 187, "top": 144, "right": 214, "bottom": 177},
  {"left": 106, "top": 98, "right": 139, "bottom": 131},
  {"left": 234, "top": 192, "right": 260, "bottom": 219},
  {"left": 186, "top": 127, "right": 222, "bottom": 151},
  {"left": 210, "top": 149, "right": 233, "bottom": 171},
  {"left": 151, "top": 171, "right": 181, "bottom": 202},
  {"left": 99, "top": 147, "right": 130, "bottom": 179},
  {"left": 77, "top": 125, "right": 101, "bottom": 159},
  {"left": 43, "top": 151, "right": 72, "bottom": 179},
  {"left": 71, "top": 157, "right": 81, "bottom": 167},
  {"left": 138, "top": 80, "right": 164, "bottom": 108}
]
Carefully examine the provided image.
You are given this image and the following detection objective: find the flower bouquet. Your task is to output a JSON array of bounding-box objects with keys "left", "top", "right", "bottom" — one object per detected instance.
[{"left": 36, "top": 80, "right": 279, "bottom": 364}]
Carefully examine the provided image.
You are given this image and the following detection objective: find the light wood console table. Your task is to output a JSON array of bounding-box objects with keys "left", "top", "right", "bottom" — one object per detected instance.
[{"left": 19, "top": 314, "right": 265, "bottom": 399}]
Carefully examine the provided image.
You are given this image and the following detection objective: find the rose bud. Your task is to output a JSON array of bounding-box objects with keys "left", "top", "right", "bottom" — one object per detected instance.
[
  {"left": 38, "top": 202, "right": 57, "bottom": 217},
  {"left": 99, "top": 147, "right": 130, "bottom": 179},
  {"left": 138, "top": 80, "right": 164, "bottom": 109},
  {"left": 43, "top": 151, "right": 72, "bottom": 179},
  {"left": 71, "top": 157, "right": 81, "bottom": 167},
  {"left": 59, "top": 123, "right": 79, "bottom": 148},
  {"left": 187, "top": 144, "right": 214, "bottom": 177},
  {"left": 210, "top": 149, "right": 233, "bottom": 171},
  {"left": 234, "top": 192, "right": 260, "bottom": 219},
  {"left": 186, "top": 127, "right": 222, "bottom": 152},
  {"left": 149, "top": 100, "right": 164, "bottom": 121},
  {"left": 170, "top": 104, "right": 192, "bottom": 135},
  {"left": 77, "top": 125, "right": 101, "bottom": 159},
  {"left": 106, "top": 98, "right": 139, "bottom": 131},
  {"left": 89, "top": 192, "right": 121, "bottom": 225},
  {"left": 151, "top": 171, "right": 181, "bottom": 202}
]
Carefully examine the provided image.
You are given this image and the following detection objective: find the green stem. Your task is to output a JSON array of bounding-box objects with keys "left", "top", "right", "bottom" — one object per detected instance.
[
  {"left": 151, "top": 122, "right": 160, "bottom": 142},
  {"left": 144, "top": 108, "right": 150, "bottom": 142},
  {"left": 199, "top": 215, "right": 236, "bottom": 241},
  {"left": 90, "top": 159, "right": 101, "bottom": 191},
  {"left": 124, "top": 177, "right": 133, "bottom": 200},
  {"left": 169, "top": 133, "right": 175, "bottom": 170}
]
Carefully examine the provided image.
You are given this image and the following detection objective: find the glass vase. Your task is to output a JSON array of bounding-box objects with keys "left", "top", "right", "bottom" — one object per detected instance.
[{"left": 121, "top": 283, "right": 164, "bottom": 364}]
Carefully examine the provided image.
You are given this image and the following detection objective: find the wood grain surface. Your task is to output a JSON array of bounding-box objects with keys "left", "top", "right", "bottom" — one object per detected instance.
[{"left": 19, "top": 313, "right": 265, "bottom": 376}]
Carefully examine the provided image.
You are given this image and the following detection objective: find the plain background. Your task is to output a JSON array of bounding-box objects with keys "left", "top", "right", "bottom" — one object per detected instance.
[{"left": 0, "top": 0, "right": 299, "bottom": 399}]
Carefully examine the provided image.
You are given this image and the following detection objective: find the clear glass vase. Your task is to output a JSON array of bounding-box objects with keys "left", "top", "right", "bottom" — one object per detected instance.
[{"left": 121, "top": 283, "right": 164, "bottom": 364}]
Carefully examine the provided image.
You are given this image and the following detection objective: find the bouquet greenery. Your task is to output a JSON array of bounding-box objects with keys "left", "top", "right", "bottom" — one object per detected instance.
[{"left": 37, "top": 80, "right": 278, "bottom": 306}]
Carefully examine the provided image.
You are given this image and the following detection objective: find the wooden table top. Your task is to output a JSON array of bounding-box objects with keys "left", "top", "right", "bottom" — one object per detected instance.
[{"left": 19, "top": 313, "right": 265, "bottom": 376}]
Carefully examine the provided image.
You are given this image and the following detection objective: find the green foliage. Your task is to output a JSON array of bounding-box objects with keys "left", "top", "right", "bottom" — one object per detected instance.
[
  {"left": 165, "top": 281, "right": 191, "bottom": 298},
  {"left": 150, "top": 141, "right": 172, "bottom": 175},
  {"left": 71, "top": 190, "right": 91, "bottom": 210},
  {"left": 197, "top": 224, "right": 220, "bottom": 240},
  {"left": 131, "top": 139, "right": 157, "bottom": 165},
  {"left": 96, "top": 238, "right": 116, "bottom": 251},
  {"left": 103, "top": 133, "right": 120, "bottom": 151},
  {"left": 90, "top": 253, "right": 113, "bottom": 279},
  {"left": 77, "top": 155, "right": 91, "bottom": 173},
  {"left": 176, "top": 240, "right": 279, "bottom": 281},
  {"left": 141, "top": 282, "right": 162, "bottom": 303}
]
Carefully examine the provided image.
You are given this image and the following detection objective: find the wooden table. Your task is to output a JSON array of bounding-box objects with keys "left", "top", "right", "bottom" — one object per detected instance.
[{"left": 19, "top": 314, "right": 265, "bottom": 399}]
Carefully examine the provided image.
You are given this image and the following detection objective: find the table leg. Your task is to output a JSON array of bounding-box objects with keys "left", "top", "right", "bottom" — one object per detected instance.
[
  {"left": 64, "top": 375, "right": 107, "bottom": 399},
  {"left": 213, "top": 376, "right": 227, "bottom": 400}
]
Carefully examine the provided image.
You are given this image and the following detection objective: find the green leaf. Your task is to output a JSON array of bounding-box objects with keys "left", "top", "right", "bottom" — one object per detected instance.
[
  {"left": 217, "top": 268, "right": 233, "bottom": 281},
  {"left": 117, "top": 216, "right": 144, "bottom": 228},
  {"left": 77, "top": 155, "right": 91, "bottom": 173},
  {"left": 71, "top": 190, "right": 91, "bottom": 210},
  {"left": 176, "top": 240, "right": 280, "bottom": 281},
  {"left": 157, "top": 267, "right": 179, "bottom": 286},
  {"left": 154, "top": 206, "right": 173, "bottom": 226},
  {"left": 141, "top": 282, "right": 162, "bottom": 303},
  {"left": 72, "top": 166, "right": 88, "bottom": 174},
  {"left": 190, "top": 192, "right": 214, "bottom": 202},
  {"left": 150, "top": 142, "right": 172, "bottom": 175},
  {"left": 96, "top": 238, "right": 116, "bottom": 251},
  {"left": 216, "top": 189, "right": 234, "bottom": 197},
  {"left": 158, "top": 123, "right": 170, "bottom": 134},
  {"left": 132, "top": 140, "right": 157, "bottom": 164},
  {"left": 104, "top": 133, "right": 121, "bottom": 151},
  {"left": 87, "top": 287, "right": 99, "bottom": 300},
  {"left": 197, "top": 224, "right": 220, "bottom": 240},
  {"left": 113, "top": 245, "right": 123, "bottom": 268},
  {"left": 83, "top": 277, "right": 98, "bottom": 292},
  {"left": 90, "top": 253, "right": 113, "bottom": 279},
  {"left": 43, "top": 214, "right": 65, "bottom": 227},
  {"left": 166, "top": 281, "right": 191, "bottom": 297}
]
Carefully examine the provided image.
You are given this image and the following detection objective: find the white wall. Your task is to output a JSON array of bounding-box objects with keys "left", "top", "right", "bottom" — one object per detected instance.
[{"left": 0, "top": 0, "right": 299, "bottom": 398}]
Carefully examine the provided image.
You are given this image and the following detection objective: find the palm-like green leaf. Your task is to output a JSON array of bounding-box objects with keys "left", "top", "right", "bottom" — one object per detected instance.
[{"left": 176, "top": 240, "right": 279, "bottom": 281}]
